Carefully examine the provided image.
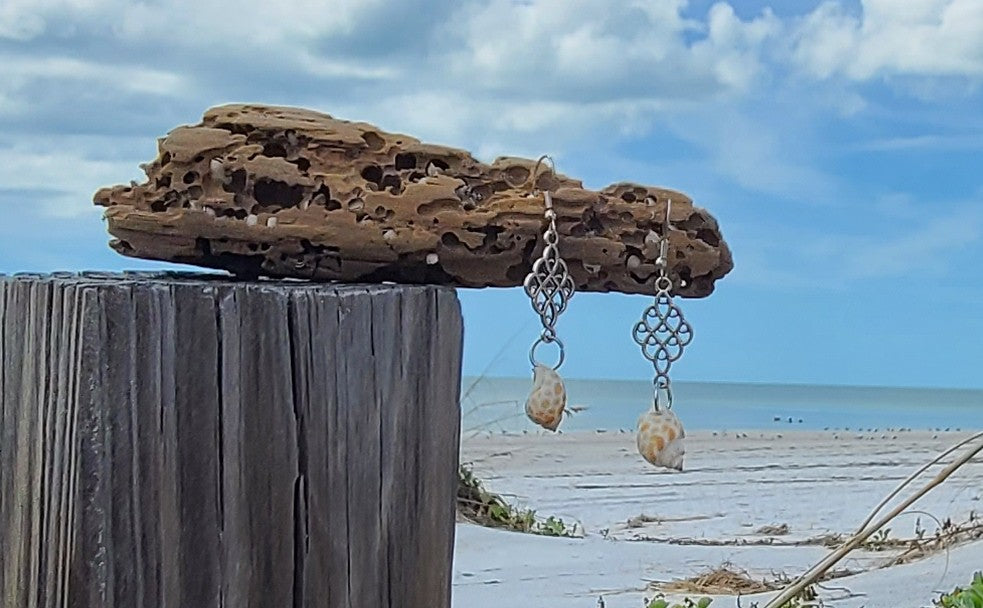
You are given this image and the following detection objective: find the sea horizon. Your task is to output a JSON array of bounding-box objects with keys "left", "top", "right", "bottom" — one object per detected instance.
[
  {"left": 460, "top": 376, "right": 983, "bottom": 433},
  {"left": 464, "top": 374, "right": 983, "bottom": 393}
]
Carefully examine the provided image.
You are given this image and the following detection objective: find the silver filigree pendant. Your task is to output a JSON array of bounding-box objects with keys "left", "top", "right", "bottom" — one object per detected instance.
[{"left": 523, "top": 157, "right": 575, "bottom": 431}]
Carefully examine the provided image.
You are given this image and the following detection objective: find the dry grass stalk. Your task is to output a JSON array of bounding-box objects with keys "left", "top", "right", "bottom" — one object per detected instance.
[{"left": 661, "top": 566, "right": 777, "bottom": 595}]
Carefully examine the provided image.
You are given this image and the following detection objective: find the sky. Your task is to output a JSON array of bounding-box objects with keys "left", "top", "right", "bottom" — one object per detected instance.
[{"left": 1, "top": 0, "right": 982, "bottom": 388}]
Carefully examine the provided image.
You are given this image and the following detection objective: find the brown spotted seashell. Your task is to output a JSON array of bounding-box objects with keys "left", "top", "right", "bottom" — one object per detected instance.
[
  {"left": 525, "top": 364, "right": 566, "bottom": 431},
  {"left": 636, "top": 408, "right": 685, "bottom": 471}
]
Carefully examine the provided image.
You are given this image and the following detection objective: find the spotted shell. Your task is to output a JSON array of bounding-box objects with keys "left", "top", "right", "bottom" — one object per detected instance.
[
  {"left": 636, "top": 408, "right": 685, "bottom": 471},
  {"left": 525, "top": 364, "right": 566, "bottom": 431}
]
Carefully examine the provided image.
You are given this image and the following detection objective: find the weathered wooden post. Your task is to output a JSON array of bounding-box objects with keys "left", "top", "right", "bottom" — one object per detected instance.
[
  {"left": 0, "top": 273, "right": 462, "bottom": 608},
  {"left": 1, "top": 104, "right": 731, "bottom": 607}
]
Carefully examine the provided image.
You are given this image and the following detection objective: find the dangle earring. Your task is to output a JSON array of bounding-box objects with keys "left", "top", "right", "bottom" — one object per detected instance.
[
  {"left": 523, "top": 155, "right": 576, "bottom": 432},
  {"left": 632, "top": 199, "right": 693, "bottom": 470}
]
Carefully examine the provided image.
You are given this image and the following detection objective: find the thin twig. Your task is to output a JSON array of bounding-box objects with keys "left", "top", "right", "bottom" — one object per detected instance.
[
  {"left": 462, "top": 398, "right": 522, "bottom": 422},
  {"left": 460, "top": 322, "right": 528, "bottom": 404},
  {"left": 462, "top": 410, "right": 526, "bottom": 437},
  {"left": 763, "top": 436, "right": 983, "bottom": 608}
]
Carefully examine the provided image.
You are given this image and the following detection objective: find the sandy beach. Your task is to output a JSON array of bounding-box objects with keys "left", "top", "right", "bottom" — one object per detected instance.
[{"left": 453, "top": 430, "right": 983, "bottom": 608}]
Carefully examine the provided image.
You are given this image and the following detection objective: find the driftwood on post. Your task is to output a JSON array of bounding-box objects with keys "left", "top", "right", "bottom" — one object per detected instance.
[
  {"left": 95, "top": 104, "right": 733, "bottom": 298},
  {"left": 0, "top": 272, "right": 462, "bottom": 608}
]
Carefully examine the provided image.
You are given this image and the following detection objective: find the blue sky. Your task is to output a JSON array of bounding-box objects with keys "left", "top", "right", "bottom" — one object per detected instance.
[{"left": 1, "top": 0, "right": 982, "bottom": 388}]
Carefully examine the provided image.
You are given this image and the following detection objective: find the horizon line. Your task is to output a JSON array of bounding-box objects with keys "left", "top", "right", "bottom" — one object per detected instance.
[{"left": 459, "top": 375, "right": 983, "bottom": 394}]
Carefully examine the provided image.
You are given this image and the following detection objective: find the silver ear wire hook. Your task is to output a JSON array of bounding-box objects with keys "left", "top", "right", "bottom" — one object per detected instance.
[
  {"left": 530, "top": 155, "right": 557, "bottom": 197},
  {"left": 658, "top": 198, "right": 671, "bottom": 266}
]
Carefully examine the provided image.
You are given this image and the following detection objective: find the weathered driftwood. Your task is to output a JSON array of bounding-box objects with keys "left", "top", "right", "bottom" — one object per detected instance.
[
  {"left": 95, "top": 104, "right": 733, "bottom": 298},
  {"left": 0, "top": 272, "right": 462, "bottom": 608}
]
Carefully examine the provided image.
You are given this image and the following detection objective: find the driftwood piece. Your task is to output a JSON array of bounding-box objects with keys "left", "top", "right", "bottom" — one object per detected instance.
[
  {"left": 95, "top": 104, "right": 733, "bottom": 297},
  {"left": 0, "top": 272, "right": 462, "bottom": 608}
]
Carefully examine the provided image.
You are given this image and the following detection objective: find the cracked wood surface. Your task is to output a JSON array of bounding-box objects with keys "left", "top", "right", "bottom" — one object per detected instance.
[
  {"left": 0, "top": 272, "right": 462, "bottom": 608},
  {"left": 95, "top": 104, "right": 733, "bottom": 298}
]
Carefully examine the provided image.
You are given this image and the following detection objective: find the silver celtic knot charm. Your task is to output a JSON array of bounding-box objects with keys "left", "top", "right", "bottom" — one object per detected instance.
[
  {"left": 633, "top": 290, "right": 693, "bottom": 377},
  {"left": 524, "top": 243, "right": 575, "bottom": 333}
]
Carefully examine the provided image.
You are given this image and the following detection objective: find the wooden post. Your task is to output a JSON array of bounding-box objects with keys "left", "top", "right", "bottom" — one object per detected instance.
[{"left": 0, "top": 272, "right": 463, "bottom": 608}]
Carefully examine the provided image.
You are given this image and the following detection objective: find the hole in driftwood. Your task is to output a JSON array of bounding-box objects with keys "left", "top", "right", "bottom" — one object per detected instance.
[
  {"left": 697, "top": 228, "right": 720, "bottom": 247},
  {"left": 290, "top": 157, "right": 311, "bottom": 172},
  {"left": 503, "top": 165, "right": 530, "bottom": 186},
  {"left": 417, "top": 199, "right": 460, "bottom": 215},
  {"left": 395, "top": 153, "right": 416, "bottom": 170},
  {"left": 426, "top": 159, "right": 449, "bottom": 174},
  {"left": 380, "top": 174, "right": 401, "bottom": 193},
  {"left": 361, "top": 165, "right": 383, "bottom": 185},
  {"left": 224, "top": 169, "right": 247, "bottom": 193},
  {"left": 254, "top": 178, "right": 304, "bottom": 209},
  {"left": 263, "top": 142, "right": 287, "bottom": 157},
  {"left": 361, "top": 131, "right": 384, "bottom": 151}
]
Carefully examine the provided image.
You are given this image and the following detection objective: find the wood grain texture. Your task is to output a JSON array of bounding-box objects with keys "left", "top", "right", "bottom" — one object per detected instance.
[{"left": 0, "top": 272, "right": 463, "bottom": 608}]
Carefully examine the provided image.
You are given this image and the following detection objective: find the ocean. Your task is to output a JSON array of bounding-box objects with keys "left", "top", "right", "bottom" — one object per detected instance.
[{"left": 459, "top": 376, "right": 983, "bottom": 433}]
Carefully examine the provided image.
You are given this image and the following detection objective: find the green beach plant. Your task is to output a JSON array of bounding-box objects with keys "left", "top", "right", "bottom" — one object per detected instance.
[
  {"left": 935, "top": 572, "right": 983, "bottom": 608},
  {"left": 863, "top": 527, "right": 893, "bottom": 551},
  {"left": 456, "top": 463, "right": 579, "bottom": 537},
  {"left": 645, "top": 594, "right": 712, "bottom": 608}
]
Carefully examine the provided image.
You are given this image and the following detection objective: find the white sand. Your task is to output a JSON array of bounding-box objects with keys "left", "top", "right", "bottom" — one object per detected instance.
[{"left": 453, "top": 430, "right": 983, "bottom": 608}]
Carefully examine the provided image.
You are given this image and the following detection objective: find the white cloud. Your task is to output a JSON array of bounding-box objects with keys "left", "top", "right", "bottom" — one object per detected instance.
[
  {"left": 792, "top": 0, "right": 983, "bottom": 81},
  {"left": 296, "top": 53, "right": 398, "bottom": 81},
  {"left": 854, "top": 133, "right": 983, "bottom": 151},
  {"left": 841, "top": 205, "right": 983, "bottom": 279},
  {"left": 692, "top": 3, "right": 781, "bottom": 90},
  {"left": 0, "top": 55, "right": 187, "bottom": 99},
  {"left": 0, "top": 0, "right": 377, "bottom": 44},
  {"left": 727, "top": 197, "right": 983, "bottom": 290},
  {"left": 443, "top": 0, "right": 779, "bottom": 102},
  {"left": 0, "top": 142, "right": 143, "bottom": 217},
  {"left": 660, "top": 101, "right": 840, "bottom": 203}
]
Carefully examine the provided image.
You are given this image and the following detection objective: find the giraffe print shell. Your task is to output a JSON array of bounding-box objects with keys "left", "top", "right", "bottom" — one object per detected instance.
[
  {"left": 636, "top": 408, "right": 685, "bottom": 471},
  {"left": 525, "top": 364, "right": 566, "bottom": 431}
]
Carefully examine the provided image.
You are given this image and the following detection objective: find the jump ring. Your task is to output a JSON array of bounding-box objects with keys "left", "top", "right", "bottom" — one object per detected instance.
[
  {"left": 529, "top": 336, "right": 565, "bottom": 370},
  {"left": 653, "top": 379, "right": 673, "bottom": 411}
]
